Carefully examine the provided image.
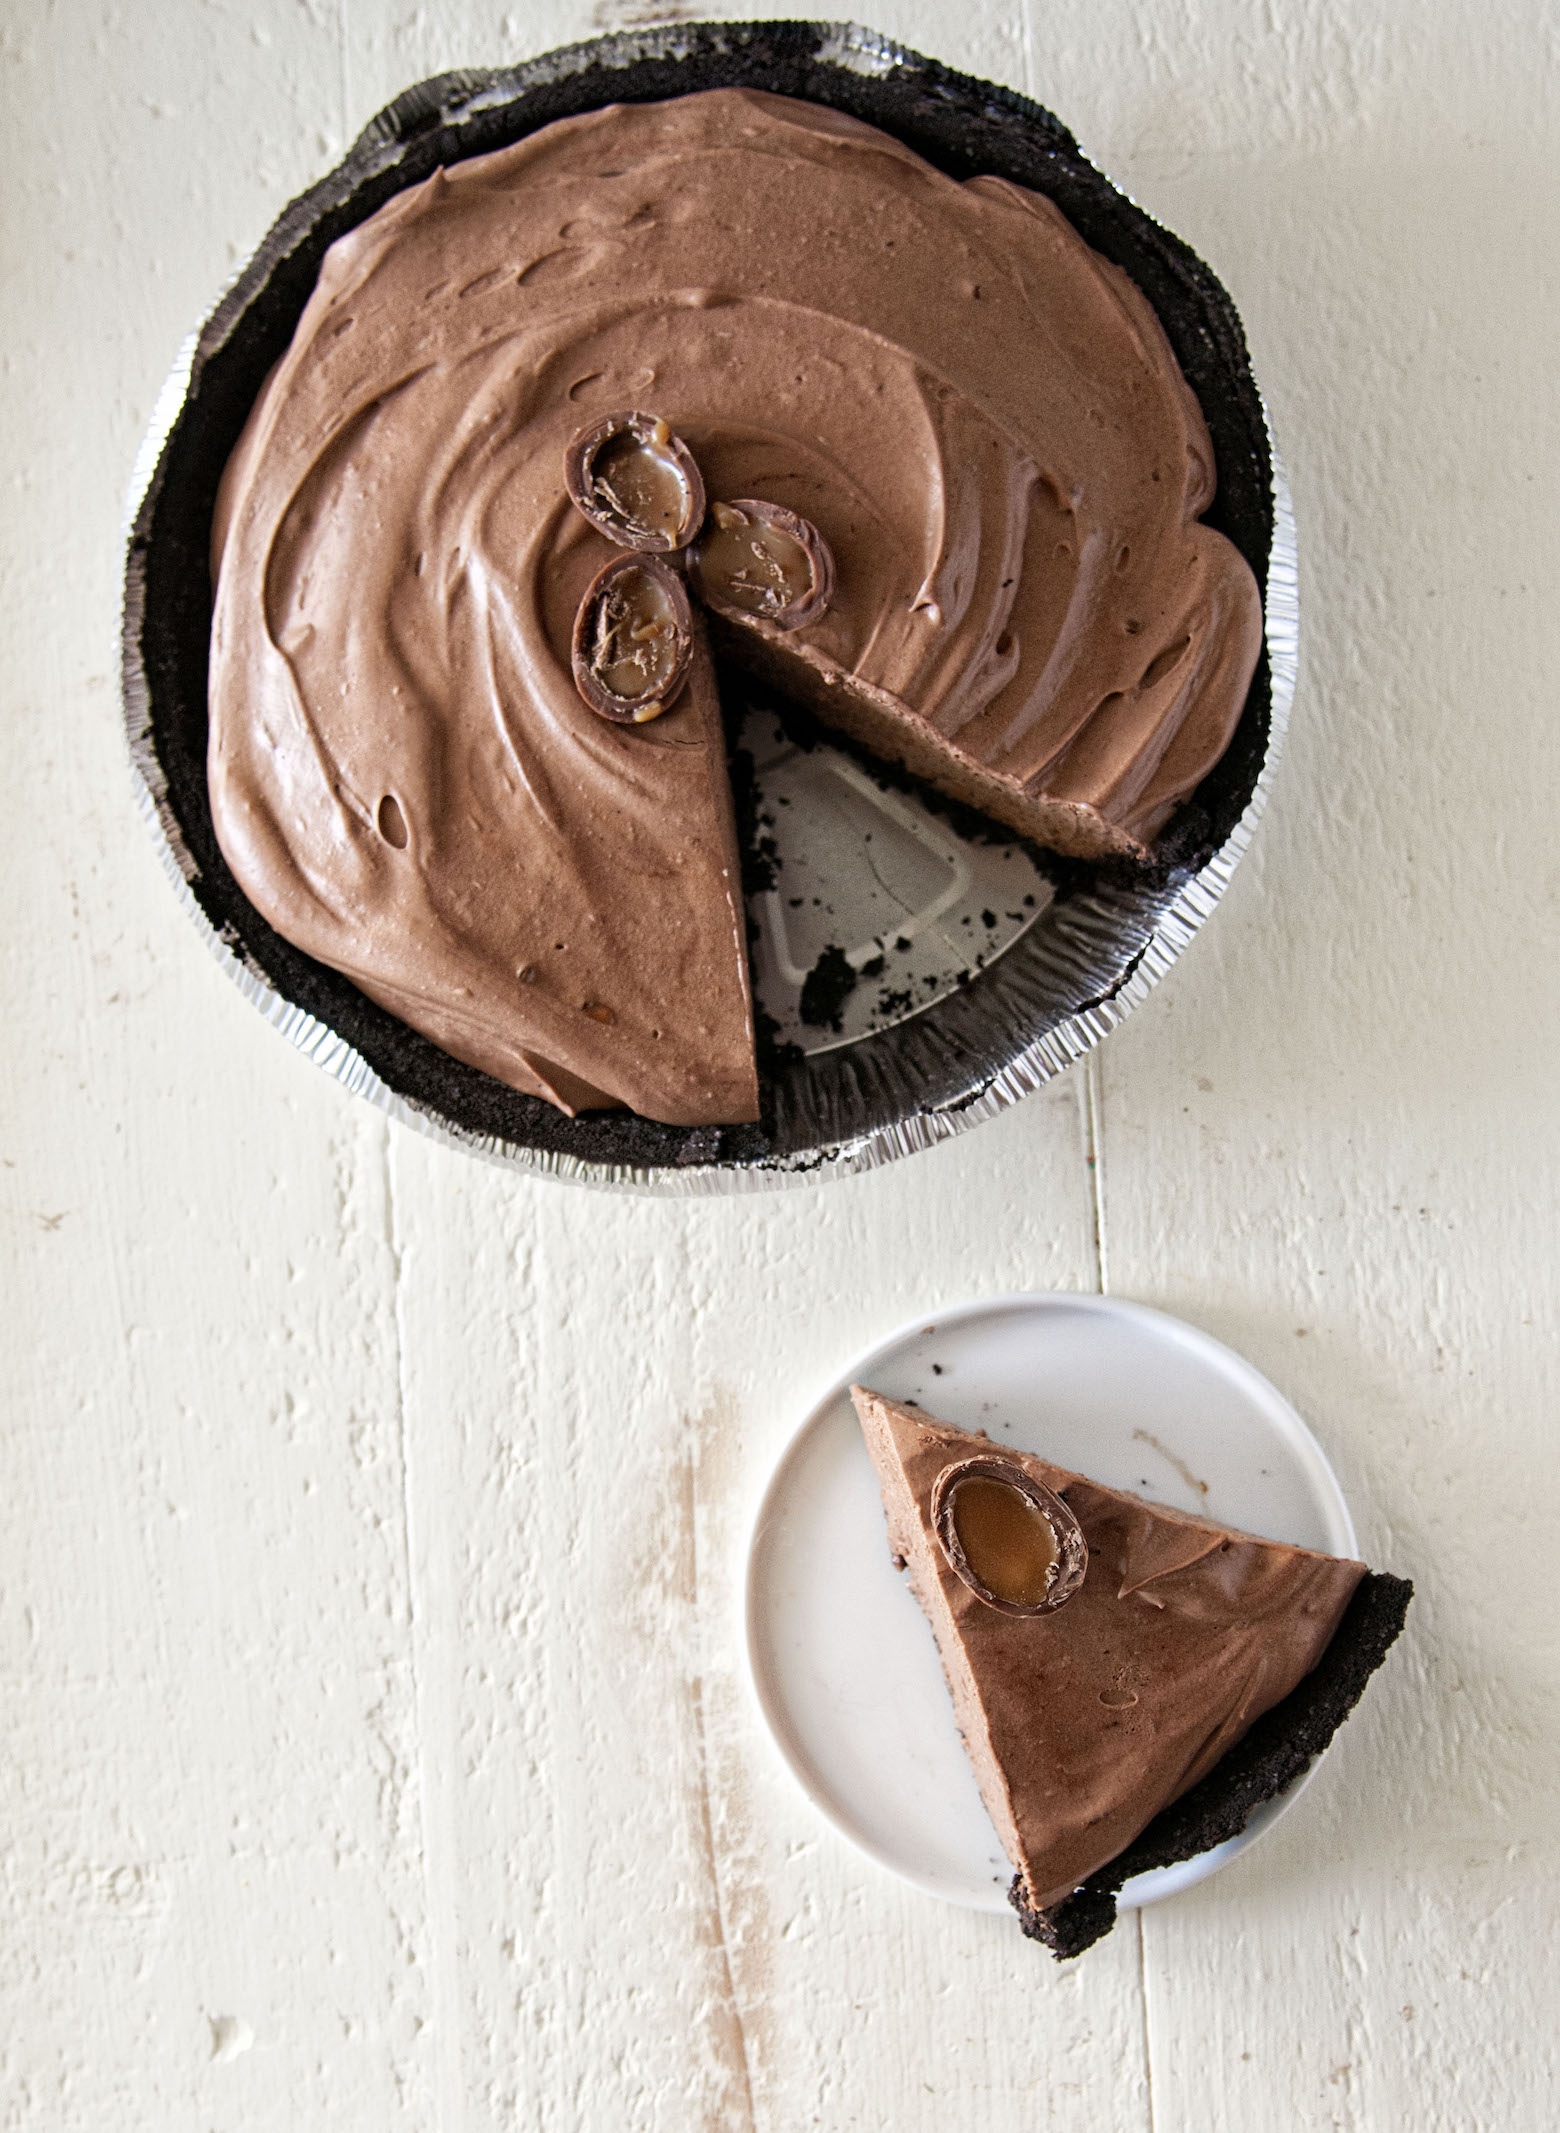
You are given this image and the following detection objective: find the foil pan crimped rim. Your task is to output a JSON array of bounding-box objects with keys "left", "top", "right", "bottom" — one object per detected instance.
[{"left": 121, "top": 20, "right": 1296, "bottom": 1197}]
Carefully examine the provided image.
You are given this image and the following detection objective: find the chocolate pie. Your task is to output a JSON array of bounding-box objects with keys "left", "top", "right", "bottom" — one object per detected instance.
[
  {"left": 852, "top": 1385, "right": 1411, "bottom": 1956},
  {"left": 206, "top": 88, "right": 1263, "bottom": 1126}
]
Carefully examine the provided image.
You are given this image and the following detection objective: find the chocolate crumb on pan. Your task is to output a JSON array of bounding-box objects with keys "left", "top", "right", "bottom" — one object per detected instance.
[
  {"left": 122, "top": 20, "right": 1284, "bottom": 1186},
  {"left": 1013, "top": 1571, "right": 1414, "bottom": 1959},
  {"left": 799, "top": 944, "right": 859, "bottom": 1032}
]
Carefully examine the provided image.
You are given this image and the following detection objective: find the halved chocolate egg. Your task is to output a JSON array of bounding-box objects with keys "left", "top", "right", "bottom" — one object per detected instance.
[
  {"left": 689, "top": 498, "right": 835, "bottom": 630},
  {"left": 571, "top": 552, "right": 695, "bottom": 725},
  {"left": 564, "top": 411, "right": 706, "bottom": 552},
  {"left": 930, "top": 1455, "right": 1088, "bottom": 1616}
]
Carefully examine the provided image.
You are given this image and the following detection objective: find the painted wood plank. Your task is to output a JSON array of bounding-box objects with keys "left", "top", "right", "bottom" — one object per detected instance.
[
  {"left": 0, "top": 5, "right": 435, "bottom": 2127},
  {"left": 341, "top": 7, "right": 1146, "bottom": 2113},
  {"left": 1055, "top": 7, "right": 1560, "bottom": 2127},
  {"left": 386, "top": 1073, "right": 1143, "bottom": 2129}
]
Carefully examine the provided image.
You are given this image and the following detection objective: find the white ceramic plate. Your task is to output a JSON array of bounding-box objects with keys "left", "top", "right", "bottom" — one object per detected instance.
[{"left": 745, "top": 1293, "right": 1357, "bottom": 1913}]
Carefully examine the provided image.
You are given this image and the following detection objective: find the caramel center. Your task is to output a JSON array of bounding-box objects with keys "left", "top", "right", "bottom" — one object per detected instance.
[
  {"left": 591, "top": 431, "right": 691, "bottom": 538},
  {"left": 588, "top": 566, "right": 683, "bottom": 702},
  {"left": 697, "top": 504, "right": 812, "bottom": 615},
  {"left": 951, "top": 1477, "right": 1059, "bottom": 1607}
]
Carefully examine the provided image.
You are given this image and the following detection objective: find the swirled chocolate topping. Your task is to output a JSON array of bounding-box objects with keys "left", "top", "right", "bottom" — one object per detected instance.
[
  {"left": 852, "top": 1388, "right": 1365, "bottom": 1913},
  {"left": 208, "top": 89, "right": 1261, "bottom": 1121}
]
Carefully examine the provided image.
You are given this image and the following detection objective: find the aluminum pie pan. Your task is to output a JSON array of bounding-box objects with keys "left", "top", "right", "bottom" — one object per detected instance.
[{"left": 120, "top": 20, "right": 1295, "bottom": 1197}]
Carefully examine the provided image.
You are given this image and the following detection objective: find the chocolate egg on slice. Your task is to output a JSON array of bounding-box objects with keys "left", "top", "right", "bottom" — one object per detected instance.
[{"left": 930, "top": 1455, "right": 1088, "bottom": 1617}]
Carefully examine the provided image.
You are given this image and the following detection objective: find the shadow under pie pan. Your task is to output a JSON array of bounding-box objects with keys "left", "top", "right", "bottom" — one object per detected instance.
[{"left": 121, "top": 18, "right": 1297, "bottom": 1195}]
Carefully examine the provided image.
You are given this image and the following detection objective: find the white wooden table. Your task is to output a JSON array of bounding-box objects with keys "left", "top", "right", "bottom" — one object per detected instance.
[{"left": 4, "top": 3, "right": 1556, "bottom": 2126}]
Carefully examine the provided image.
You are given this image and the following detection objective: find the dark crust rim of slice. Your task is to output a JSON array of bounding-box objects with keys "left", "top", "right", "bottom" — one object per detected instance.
[
  {"left": 1009, "top": 1569, "right": 1414, "bottom": 1961},
  {"left": 122, "top": 21, "right": 1276, "bottom": 1173}
]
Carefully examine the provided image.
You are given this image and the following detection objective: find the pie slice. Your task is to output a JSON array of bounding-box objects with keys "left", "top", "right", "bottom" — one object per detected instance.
[{"left": 852, "top": 1385, "right": 1411, "bottom": 1955}]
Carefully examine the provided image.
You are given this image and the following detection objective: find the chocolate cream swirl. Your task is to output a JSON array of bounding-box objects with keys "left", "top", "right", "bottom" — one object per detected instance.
[{"left": 208, "top": 88, "right": 1262, "bottom": 1121}]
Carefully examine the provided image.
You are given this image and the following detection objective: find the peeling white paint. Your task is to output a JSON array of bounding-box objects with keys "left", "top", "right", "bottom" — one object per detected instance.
[{"left": 206, "top": 2015, "right": 254, "bottom": 2065}]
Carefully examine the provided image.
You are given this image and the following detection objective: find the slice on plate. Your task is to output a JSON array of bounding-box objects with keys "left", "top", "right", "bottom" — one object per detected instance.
[{"left": 851, "top": 1385, "right": 1411, "bottom": 1956}]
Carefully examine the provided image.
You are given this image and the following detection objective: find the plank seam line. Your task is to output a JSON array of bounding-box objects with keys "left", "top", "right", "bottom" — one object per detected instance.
[
  {"left": 1084, "top": 1052, "right": 1110, "bottom": 1296},
  {"left": 1138, "top": 1908, "right": 1160, "bottom": 2133},
  {"left": 384, "top": 1127, "right": 464, "bottom": 2132},
  {"left": 337, "top": 0, "right": 352, "bottom": 148}
]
